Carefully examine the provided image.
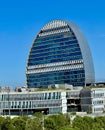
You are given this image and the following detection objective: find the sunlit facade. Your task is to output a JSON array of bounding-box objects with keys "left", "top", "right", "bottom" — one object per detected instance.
[
  {"left": 26, "top": 20, "right": 95, "bottom": 88},
  {"left": 0, "top": 90, "right": 81, "bottom": 115},
  {"left": 0, "top": 88, "right": 105, "bottom": 116},
  {"left": 81, "top": 88, "right": 105, "bottom": 113}
]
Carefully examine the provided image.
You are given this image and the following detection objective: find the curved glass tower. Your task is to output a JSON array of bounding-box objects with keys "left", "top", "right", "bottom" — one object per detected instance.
[{"left": 26, "top": 20, "right": 95, "bottom": 88}]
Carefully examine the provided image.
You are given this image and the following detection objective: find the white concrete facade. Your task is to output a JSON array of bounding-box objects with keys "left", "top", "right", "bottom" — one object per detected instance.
[{"left": 91, "top": 88, "right": 105, "bottom": 113}]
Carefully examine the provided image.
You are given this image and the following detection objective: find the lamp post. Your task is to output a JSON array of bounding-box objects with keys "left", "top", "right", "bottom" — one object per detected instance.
[
  {"left": 7, "top": 87, "right": 10, "bottom": 116},
  {"left": 42, "top": 111, "right": 44, "bottom": 130},
  {"left": 26, "top": 118, "right": 31, "bottom": 130}
]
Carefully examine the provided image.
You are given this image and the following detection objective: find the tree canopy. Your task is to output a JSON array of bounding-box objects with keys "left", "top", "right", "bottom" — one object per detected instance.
[{"left": 0, "top": 113, "right": 105, "bottom": 130}]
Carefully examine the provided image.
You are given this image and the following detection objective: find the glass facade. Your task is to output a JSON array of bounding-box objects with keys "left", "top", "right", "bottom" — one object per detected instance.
[
  {"left": 0, "top": 91, "right": 64, "bottom": 115},
  {"left": 26, "top": 20, "right": 95, "bottom": 88}
]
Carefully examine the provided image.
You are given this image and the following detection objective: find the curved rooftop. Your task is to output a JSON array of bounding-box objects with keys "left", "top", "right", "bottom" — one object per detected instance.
[{"left": 26, "top": 20, "right": 95, "bottom": 88}]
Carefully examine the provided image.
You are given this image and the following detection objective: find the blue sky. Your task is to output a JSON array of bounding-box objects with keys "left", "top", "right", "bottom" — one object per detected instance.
[{"left": 0, "top": 0, "right": 105, "bottom": 88}]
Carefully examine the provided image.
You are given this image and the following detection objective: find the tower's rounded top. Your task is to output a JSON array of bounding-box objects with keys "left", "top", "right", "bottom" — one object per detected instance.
[{"left": 42, "top": 20, "right": 68, "bottom": 30}]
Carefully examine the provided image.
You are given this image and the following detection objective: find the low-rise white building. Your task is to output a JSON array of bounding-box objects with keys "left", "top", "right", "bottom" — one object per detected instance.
[
  {"left": 80, "top": 88, "right": 105, "bottom": 113},
  {"left": 0, "top": 90, "right": 68, "bottom": 115},
  {"left": 1, "top": 87, "right": 105, "bottom": 116},
  {"left": 0, "top": 89, "right": 82, "bottom": 116}
]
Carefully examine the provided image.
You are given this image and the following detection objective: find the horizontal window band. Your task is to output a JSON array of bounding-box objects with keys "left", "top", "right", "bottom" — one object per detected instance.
[
  {"left": 27, "top": 60, "right": 83, "bottom": 69},
  {"left": 26, "top": 64, "right": 84, "bottom": 74}
]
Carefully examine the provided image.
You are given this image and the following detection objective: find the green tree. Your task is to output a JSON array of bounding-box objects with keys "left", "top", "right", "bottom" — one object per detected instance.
[
  {"left": 0, "top": 116, "right": 14, "bottom": 130},
  {"left": 60, "top": 127, "right": 79, "bottom": 130},
  {"left": 0, "top": 116, "right": 5, "bottom": 130},
  {"left": 26, "top": 112, "right": 43, "bottom": 130},
  {"left": 12, "top": 117, "right": 26, "bottom": 130},
  {"left": 45, "top": 113, "right": 72, "bottom": 130},
  {"left": 92, "top": 122, "right": 102, "bottom": 130},
  {"left": 72, "top": 116, "right": 86, "bottom": 130},
  {"left": 82, "top": 116, "right": 94, "bottom": 130},
  {"left": 92, "top": 116, "right": 105, "bottom": 130},
  {"left": 26, "top": 118, "right": 42, "bottom": 130},
  {"left": 44, "top": 118, "right": 56, "bottom": 130}
]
